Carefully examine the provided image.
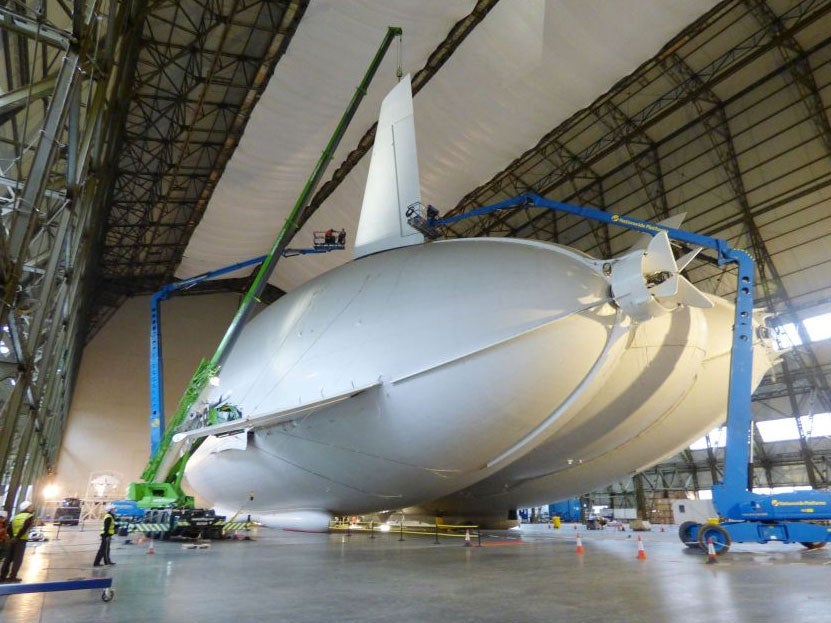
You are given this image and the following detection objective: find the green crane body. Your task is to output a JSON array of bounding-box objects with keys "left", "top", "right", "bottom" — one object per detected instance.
[{"left": 130, "top": 27, "right": 404, "bottom": 509}]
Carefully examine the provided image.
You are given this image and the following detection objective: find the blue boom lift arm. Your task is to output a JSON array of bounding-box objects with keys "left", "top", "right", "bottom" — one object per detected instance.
[
  {"left": 416, "top": 192, "right": 831, "bottom": 552},
  {"left": 149, "top": 255, "right": 265, "bottom": 457},
  {"left": 149, "top": 240, "right": 347, "bottom": 456},
  {"left": 137, "top": 27, "right": 402, "bottom": 496}
]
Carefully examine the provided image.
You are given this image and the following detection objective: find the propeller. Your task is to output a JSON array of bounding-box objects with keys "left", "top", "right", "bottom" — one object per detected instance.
[{"left": 610, "top": 231, "right": 712, "bottom": 322}]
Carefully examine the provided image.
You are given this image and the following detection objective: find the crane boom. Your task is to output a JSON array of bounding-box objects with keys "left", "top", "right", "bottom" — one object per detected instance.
[{"left": 136, "top": 27, "right": 403, "bottom": 496}]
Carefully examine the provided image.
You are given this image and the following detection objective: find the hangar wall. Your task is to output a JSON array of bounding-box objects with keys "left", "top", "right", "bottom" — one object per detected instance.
[{"left": 53, "top": 293, "right": 239, "bottom": 499}]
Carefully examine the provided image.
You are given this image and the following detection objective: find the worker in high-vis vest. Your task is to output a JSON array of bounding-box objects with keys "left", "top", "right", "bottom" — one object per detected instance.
[
  {"left": 0, "top": 510, "right": 9, "bottom": 563},
  {"left": 93, "top": 505, "right": 117, "bottom": 566},
  {"left": 0, "top": 501, "right": 35, "bottom": 583}
]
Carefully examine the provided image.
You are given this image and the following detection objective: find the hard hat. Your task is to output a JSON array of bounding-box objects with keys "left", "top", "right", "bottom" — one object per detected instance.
[
  {"left": 106, "top": 504, "right": 116, "bottom": 512},
  {"left": 19, "top": 501, "right": 32, "bottom": 512}
]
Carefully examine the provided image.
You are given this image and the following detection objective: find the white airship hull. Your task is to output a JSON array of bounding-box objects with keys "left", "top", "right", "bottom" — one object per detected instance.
[
  {"left": 424, "top": 299, "right": 772, "bottom": 517},
  {"left": 179, "top": 76, "right": 775, "bottom": 531},
  {"left": 186, "top": 238, "right": 618, "bottom": 511},
  {"left": 183, "top": 238, "right": 773, "bottom": 527}
]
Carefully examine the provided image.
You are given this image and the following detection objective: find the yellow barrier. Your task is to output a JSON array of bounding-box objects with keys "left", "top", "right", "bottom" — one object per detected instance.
[{"left": 329, "top": 519, "right": 481, "bottom": 545}]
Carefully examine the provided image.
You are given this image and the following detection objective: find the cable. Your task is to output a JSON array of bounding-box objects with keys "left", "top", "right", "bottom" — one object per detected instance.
[{"left": 395, "top": 33, "right": 403, "bottom": 79}]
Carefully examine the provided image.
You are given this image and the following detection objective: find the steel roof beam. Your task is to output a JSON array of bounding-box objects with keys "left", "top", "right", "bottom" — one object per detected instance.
[
  {"left": 703, "top": 432, "right": 722, "bottom": 485},
  {"left": 445, "top": 1, "right": 830, "bottom": 235},
  {"left": 0, "top": 0, "right": 156, "bottom": 508},
  {"left": 592, "top": 100, "right": 670, "bottom": 222},
  {"left": 781, "top": 367, "right": 825, "bottom": 488},
  {"left": 750, "top": 422, "right": 774, "bottom": 488},
  {"left": 0, "top": 74, "right": 57, "bottom": 119},
  {"left": 659, "top": 49, "right": 831, "bottom": 422},
  {"left": 680, "top": 449, "right": 701, "bottom": 492},
  {"left": 745, "top": 0, "right": 831, "bottom": 159},
  {"left": 0, "top": 7, "right": 72, "bottom": 49},
  {"left": 98, "top": 0, "right": 308, "bottom": 309},
  {"left": 452, "top": 138, "right": 603, "bottom": 245},
  {"left": 3, "top": 53, "right": 80, "bottom": 317}
]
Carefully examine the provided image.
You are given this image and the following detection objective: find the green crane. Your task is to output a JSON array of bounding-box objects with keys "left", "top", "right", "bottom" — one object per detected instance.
[{"left": 129, "top": 27, "right": 404, "bottom": 509}]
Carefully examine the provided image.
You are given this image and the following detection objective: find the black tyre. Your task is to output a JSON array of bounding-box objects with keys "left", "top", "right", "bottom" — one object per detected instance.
[
  {"left": 800, "top": 541, "right": 827, "bottom": 550},
  {"left": 678, "top": 521, "right": 701, "bottom": 549},
  {"left": 697, "top": 523, "right": 731, "bottom": 554}
]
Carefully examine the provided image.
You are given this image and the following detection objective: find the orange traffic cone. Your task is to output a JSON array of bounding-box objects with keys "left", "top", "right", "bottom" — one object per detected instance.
[
  {"left": 576, "top": 533, "right": 584, "bottom": 555},
  {"left": 636, "top": 535, "right": 647, "bottom": 560},
  {"left": 706, "top": 537, "right": 718, "bottom": 564},
  {"left": 464, "top": 529, "right": 472, "bottom": 547},
  {"left": 148, "top": 538, "right": 155, "bottom": 555}
]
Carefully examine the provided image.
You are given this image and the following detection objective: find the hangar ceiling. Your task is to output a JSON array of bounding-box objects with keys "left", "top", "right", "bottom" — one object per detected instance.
[{"left": 1, "top": 0, "right": 831, "bottom": 511}]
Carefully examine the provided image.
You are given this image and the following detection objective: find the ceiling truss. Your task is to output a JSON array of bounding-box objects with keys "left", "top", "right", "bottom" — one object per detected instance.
[
  {"left": 3, "top": 0, "right": 831, "bottom": 510},
  {"left": 432, "top": 0, "right": 831, "bottom": 501}
]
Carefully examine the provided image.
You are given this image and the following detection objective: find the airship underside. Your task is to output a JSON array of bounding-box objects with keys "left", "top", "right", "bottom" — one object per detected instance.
[{"left": 181, "top": 77, "right": 776, "bottom": 531}]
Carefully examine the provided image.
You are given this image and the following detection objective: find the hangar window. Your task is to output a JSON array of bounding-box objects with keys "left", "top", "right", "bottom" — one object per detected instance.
[
  {"left": 756, "top": 413, "right": 831, "bottom": 442},
  {"left": 753, "top": 485, "right": 812, "bottom": 495},
  {"left": 774, "top": 312, "right": 831, "bottom": 349},
  {"left": 689, "top": 414, "right": 831, "bottom": 450},
  {"left": 689, "top": 427, "right": 727, "bottom": 450},
  {"left": 698, "top": 486, "right": 811, "bottom": 500}
]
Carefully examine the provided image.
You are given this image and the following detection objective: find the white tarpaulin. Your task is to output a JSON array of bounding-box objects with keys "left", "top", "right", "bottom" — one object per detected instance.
[{"left": 177, "top": 0, "right": 719, "bottom": 292}]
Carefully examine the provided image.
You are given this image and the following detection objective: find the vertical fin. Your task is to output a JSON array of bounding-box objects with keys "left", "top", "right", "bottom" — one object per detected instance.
[{"left": 354, "top": 75, "right": 424, "bottom": 259}]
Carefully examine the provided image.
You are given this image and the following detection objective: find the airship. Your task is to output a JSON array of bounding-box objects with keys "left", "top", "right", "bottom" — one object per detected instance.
[{"left": 176, "top": 76, "right": 776, "bottom": 531}]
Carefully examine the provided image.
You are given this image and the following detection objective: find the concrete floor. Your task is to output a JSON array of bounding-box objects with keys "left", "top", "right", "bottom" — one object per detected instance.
[{"left": 1, "top": 521, "right": 830, "bottom": 622}]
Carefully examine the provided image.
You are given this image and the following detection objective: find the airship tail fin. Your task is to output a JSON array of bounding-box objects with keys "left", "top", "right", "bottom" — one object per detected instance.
[{"left": 354, "top": 75, "right": 424, "bottom": 259}]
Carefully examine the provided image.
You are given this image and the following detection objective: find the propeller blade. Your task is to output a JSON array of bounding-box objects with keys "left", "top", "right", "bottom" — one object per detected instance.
[
  {"left": 643, "top": 231, "right": 677, "bottom": 275},
  {"left": 650, "top": 274, "right": 679, "bottom": 299},
  {"left": 673, "top": 277, "right": 714, "bottom": 309},
  {"left": 625, "top": 212, "right": 687, "bottom": 252},
  {"left": 676, "top": 247, "right": 702, "bottom": 271}
]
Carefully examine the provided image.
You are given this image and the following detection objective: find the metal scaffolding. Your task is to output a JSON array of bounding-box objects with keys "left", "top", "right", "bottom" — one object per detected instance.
[
  {"left": 0, "top": 0, "right": 307, "bottom": 511},
  {"left": 0, "top": 0, "right": 142, "bottom": 511},
  {"left": 91, "top": 0, "right": 307, "bottom": 337},
  {"left": 3, "top": 0, "right": 831, "bottom": 511}
]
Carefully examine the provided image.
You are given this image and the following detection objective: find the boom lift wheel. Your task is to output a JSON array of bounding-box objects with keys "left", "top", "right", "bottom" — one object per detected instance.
[
  {"left": 799, "top": 541, "right": 827, "bottom": 550},
  {"left": 102, "top": 587, "right": 115, "bottom": 602},
  {"left": 678, "top": 521, "right": 702, "bottom": 549},
  {"left": 697, "top": 523, "right": 731, "bottom": 554}
]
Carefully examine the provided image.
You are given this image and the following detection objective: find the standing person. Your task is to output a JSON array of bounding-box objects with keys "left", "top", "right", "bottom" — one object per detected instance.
[
  {"left": 93, "top": 505, "right": 117, "bottom": 567},
  {"left": 0, "top": 510, "right": 9, "bottom": 562},
  {"left": 0, "top": 501, "right": 35, "bottom": 583}
]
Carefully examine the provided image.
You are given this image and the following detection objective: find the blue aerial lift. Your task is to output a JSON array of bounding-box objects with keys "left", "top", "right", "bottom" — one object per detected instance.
[
  {"left": 411, "top": 192, "right": 831, "bottom": 555},
  {"left": 118, "top": 240, "right": 348, "bottom": 535},
  {"left": 148, "top": 237, "right": 347, "bottom": 460}
]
